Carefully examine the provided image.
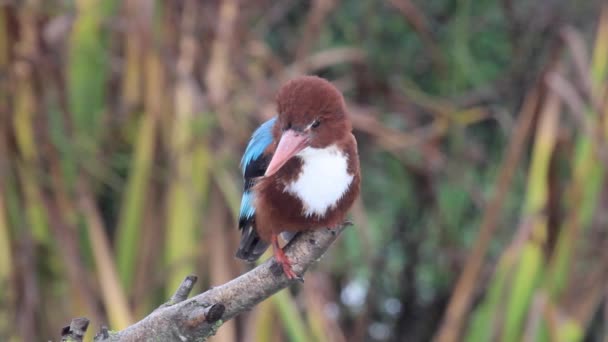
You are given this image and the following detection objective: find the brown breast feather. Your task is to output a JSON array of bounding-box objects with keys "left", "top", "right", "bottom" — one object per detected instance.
[{"left": 254, "top": 134, "right": 360, "bottom": 241}]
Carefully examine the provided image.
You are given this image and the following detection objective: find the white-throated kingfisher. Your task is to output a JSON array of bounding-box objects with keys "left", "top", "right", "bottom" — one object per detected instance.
[{"left": 236, "top": 76, "right": 360, "bottom": 280}]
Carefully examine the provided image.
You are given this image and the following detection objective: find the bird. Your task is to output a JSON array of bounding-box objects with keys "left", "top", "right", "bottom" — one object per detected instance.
[{"left": 235, "top": 75, "right": 360, "bottom": 280}]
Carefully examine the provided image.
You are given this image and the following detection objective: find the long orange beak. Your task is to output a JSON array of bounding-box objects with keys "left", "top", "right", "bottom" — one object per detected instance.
[{"left": 265, "top": 130, "right": 309, "bottom": 177}]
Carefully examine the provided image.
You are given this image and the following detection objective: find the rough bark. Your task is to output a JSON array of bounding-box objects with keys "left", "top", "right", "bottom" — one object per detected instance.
[
  {"left": 61, "top": 317, "right": 90, "bottom": 342},
  {"left": 62, "top": 225, "right": 347, "bottom": 342}
]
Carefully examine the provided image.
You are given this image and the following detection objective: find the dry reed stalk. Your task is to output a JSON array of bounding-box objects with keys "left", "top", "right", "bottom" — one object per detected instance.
[
  {"left": 205, "top": 0, "right": 238, "bottom": 133},
  {"left": 130, "top": 33, "right": 168, "bottom": 316},
  {"left": 501, "top": 86, "right": 561, "bottom": 342},
  {"left": 78, "top": 180, "right": 134, "bottom": 328},
  {"left": 165, "top": 0, "right": 210, "bottom": 296},
  {"left": 207, "top": 187, "right": 237, "bottom": 342}
]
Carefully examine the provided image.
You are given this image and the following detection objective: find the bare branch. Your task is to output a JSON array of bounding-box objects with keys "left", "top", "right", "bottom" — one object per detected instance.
[
  {"left": 167, "top": 275, "right": 198, "bottom": 305},
  {"left": 64, "top": 224, "right": 347, "bottom": 341},
  {"left": 61, "top": 318, "right": 89, "bottom": 342}
]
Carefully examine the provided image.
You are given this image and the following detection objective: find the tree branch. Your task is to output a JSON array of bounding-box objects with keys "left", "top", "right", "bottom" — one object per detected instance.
[
  {"left": 63, "top": 224, "right": 347, "bottom": 341},
  {"left": 61, "top": 317, "right": 89, "bottom": 342}
]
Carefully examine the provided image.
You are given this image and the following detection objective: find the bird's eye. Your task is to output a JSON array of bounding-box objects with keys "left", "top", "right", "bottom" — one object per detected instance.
[
  {"left": 311, "top": 120, "right": 321, "bottom": 129},
  {"left": 285, "top": 122, "right": 292, "bottom": 130}
]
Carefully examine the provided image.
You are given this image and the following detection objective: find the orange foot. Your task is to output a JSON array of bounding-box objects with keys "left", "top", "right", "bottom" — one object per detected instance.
[{"left": 271, "top": 233, "right": 303, "bottom": 282}]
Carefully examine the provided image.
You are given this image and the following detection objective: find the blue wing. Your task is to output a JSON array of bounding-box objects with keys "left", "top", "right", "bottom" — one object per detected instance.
[
  {"left": 240, "top": 116, "right": 277, "bottom": 175},
  {"left": 238, "top": 116, "right": 276, "bottom": 223},
  {"left": 236, "top": 117, "right": 276, "bottom": 261}
]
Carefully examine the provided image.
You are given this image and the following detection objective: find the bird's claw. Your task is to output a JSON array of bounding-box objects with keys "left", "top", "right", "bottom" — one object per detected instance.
[
  {"left": 272, "top": 240, "right": 304, "bottom": 282},
  {"left": 279, "top": 259, "right": 303, "bottom": 282}
]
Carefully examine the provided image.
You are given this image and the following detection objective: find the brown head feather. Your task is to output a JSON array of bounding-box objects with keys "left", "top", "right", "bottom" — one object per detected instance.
[{"left": 274, "top": 76, "right": 351, "bottom": 148}]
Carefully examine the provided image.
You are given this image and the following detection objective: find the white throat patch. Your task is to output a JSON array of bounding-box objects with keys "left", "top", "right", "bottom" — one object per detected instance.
[{"left": 285, "top": 145, "right": 353, "bottom": 217}]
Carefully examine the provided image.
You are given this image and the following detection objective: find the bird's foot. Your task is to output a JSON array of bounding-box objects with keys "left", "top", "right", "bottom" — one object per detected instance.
[
  {"left": 275, "top": 252, "right": 302, "bottom": 282},
  {"left": 271, "top": 233, "right": 303, "bottom": 282}
]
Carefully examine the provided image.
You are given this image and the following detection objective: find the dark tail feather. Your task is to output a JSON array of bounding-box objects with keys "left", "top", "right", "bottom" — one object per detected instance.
[{"left": 235, "top": 225, "right": 269, "bottom": 262}]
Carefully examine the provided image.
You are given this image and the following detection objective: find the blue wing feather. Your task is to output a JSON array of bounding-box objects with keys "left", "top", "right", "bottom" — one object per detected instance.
[
  {"left": 236, "top": 117, "right": 276, "bottom": 261},
  {"left": 240, "top": 117, "right": 277, "bottom": 174},
  {"left": 238, "top": 117, "right": 276, "bottom": 223},
  {"left": 238, "top": 191, "right": 256, "bottom": 222}
]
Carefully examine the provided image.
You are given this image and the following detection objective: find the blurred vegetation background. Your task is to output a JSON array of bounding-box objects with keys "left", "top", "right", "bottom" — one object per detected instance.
[{"left": 1, "top": 0, "right": 608, "bottom": 341}]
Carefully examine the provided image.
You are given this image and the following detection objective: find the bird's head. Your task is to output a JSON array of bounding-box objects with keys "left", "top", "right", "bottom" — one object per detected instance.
[{"left": 265, "top": 76, "right": 351, "bottom": 177}]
